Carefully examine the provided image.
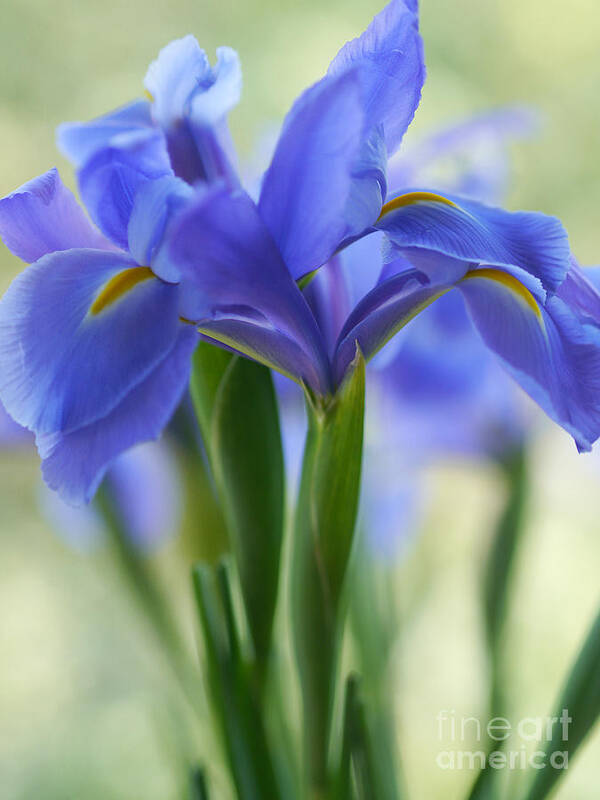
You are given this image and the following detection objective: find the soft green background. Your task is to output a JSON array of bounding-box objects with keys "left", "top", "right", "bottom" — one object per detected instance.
[{"left": 0, "top": 0, "right": 599, "bottom": 798}]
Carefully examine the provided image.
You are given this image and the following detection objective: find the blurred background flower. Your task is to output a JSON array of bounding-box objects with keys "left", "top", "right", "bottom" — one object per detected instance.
[{"left": 0, "top": 1, "right": 599, "bottom": 798}]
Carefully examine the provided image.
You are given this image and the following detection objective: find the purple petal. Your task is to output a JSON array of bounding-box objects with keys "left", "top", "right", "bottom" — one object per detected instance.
[
  {"left": 458, "top": 266, "right": 600, "bottom": 451},
  {"left": 334, "top": 269, "right": 447, "bottom": 382},
  {"left": 78, "top": 130, "right": 172, "bottom": 249},
  {"left": 303, "top": 256, "right": 353, "bottom": 356},
  {"left": 0, "top": 400, "right": 31, "bottom": 447},
  {"left": 0, "top": 248, "right": 182, "bottom": 434},
  {"left": 258, "top": 69, "right": 364, "bottom": 280},
  {"left": 144, "top": 38, "right": 241, "bottom": 184},
  {"left": 328, "top": 0, "right": 425, "bottom": 156},
  {"left": 170, "top": 186, "right": 332, "bottom": 393},
  {"left": 57, "top": 100, "right": 153, "bottom": 167},
  {"left": 127, "top": 175, "right": 193, "bottom": 274},
  {"left": 0, "top": 168, "right": 113, "bottom": 263},
  {"left": 37, "top": 327, "right": 198, "bottom": 505},
  {"left": 376, "top": 190, "right": 570, "bottom": 294}
]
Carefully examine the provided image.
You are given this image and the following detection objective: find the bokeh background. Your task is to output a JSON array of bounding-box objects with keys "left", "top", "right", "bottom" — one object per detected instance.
[{"left": 0, "top": 0, "right": 599, "bottom": 798}]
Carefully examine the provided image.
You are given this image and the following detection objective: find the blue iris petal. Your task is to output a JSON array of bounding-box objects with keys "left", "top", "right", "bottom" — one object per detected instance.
[
  {"left": 188, "top": 47, "right": 242, "bottom": 127},
  {"left": 56, "top": 100, "right": 153, "bottom": 167},
  {"left": 170, "top": 185, "right": 332, "bottom": 394},
  {"left": 40, "top": 440, "right": 182, "bottom": 550},
  {"left": 37, "top": 327, "right": 197, "bottom": 505},
  {"left": 127, "top": 175, "right": 193, "bottom": 275},
  {"left": 0, "top": 400, "right": 31, "bottom": 447},
  {"left": 78, "top": 130, "right": 173, "bottom": 249},
  {"left": 144, "top": 37, "right": 241, "bottom": 184},
  {"left": 343, "top": 126, "right": 388, "bottom": 240},
  {"left": 376, "top": 191, "right": 570, "bottom": 294},
  {"left": 334, "top": 268, "right": 447, "bottom": 382},
  {"left": 259, "top": 69, "right": 364, "bottom": 281},
  {"left": 303, "top": 256, "right": 353, "bottom": 357},
  {"left": 327, "top": 0, "right": 425, "bottom": 156},
  {"left": 0, "top": 248, "right": 182, "bottom": 435},
  {"left": 259, "top": 0, "right": 424, "bottom": 280},
  {"left": 144, "top": 36, "right": 213, "bottom": 128},
  {"left": 459, "top": 265, "right": 600, "bottom": 452},
  {"left": 0, "top": 168, "right": 113, "bottom": 262}
]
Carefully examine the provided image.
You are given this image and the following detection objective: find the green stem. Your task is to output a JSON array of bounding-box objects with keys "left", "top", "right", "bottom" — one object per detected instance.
[{"left": 291, "top": 351, "right": 366, "bottom": 796}]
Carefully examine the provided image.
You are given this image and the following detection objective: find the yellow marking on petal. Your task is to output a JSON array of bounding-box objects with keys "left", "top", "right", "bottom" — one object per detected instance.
[
  {"left": 461, "top": 267, "right": 543, "bottom": 321},
  {"left": 378, "top": 191, "right": 457, "bottom": 221},
  {"left": 143, "top": 89, "right": 154, "bottom": 102},
  {"left": 90, "top": 267, "right": 155, "bottom": 315}
]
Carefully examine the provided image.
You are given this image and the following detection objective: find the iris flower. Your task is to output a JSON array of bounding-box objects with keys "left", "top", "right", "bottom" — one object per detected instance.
[
  {"left": 1, "top": 0, "right": 600, "bottom": 505},
  {"left": 0, "top": 167, "right": 198, "bottom": 503},
  {"left": 168, "top": 0, "right": 600, "bottom": 454},
  {"left": 281, "top": 106, "right": 540, "bottom": 556}
]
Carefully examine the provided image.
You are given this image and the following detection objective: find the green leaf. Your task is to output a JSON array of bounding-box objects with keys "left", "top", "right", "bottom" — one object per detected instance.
[
  {"left": 192, "top": 562, "right": 283, "bottom": 800},
  {"left": 520, "top": 605, "right": 600, "bottom": 800},
  {"left": 189, "top": 341, "right": 234, "bottom": 440},
  {"left": 484, "top": 448, "right": 528, "bottom": 666},
  {"left": 190, "top": 342, "right": 285, "bottom": 671},
  {"left": 348, "top": 550, "right": 405, "bottom": 800},
  {"left": 189, "top": 767, "right": 210, "bottom": 800},
  {"left": 210, "top": 355, "right": 285, "bottom": 670},
  {"left": 339, "top": 673, "right": 402, "bottom": 800},
  {"left": 468, "top": 447, "right": 529, "bottom": 800},
  {"left": 291, "top": 347, "right": 366, "bottom": 793}
]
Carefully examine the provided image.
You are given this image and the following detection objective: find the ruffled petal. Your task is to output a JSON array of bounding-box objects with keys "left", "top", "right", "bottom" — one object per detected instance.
[
  {"left": 144, "top": 36, "right": 213, "bottom": 128},
  {"left": 37, "top": 327, "right": 197, "bottom": 504},
  {"left": 328, "top": 0, "right": 425, "bottom": 155},
  {"left": 258, "top": 69, "right": 364, "bottom": 280},
  {"left": 458, "top": 266, "right": 600, "bottom": 451},
  {"left": 144, "top": 37, "right": 241, "bottom": 184},
  {"left": 189, "top": 47, "right": 242, "bottom": 127},
  {"left": 556, "top": 257, "right": 600, "bottom": 325},
  {"left": 0, "top": 248, "right": 181, "bottom": 435},
  {"left": 376, "top": 190, "right": 570, "bottom": 293},
  {"left": 170, "top": 185, "right": 332, "bottom": 393},
  {"left": 0, "top": 168, "right": 113, "bottom": 262},
  {"left": 56, "top": 100, "right": 153, "bottom": 167},
  {"left": 78, "top": 130, "right": 172, "bottom": 249}
]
